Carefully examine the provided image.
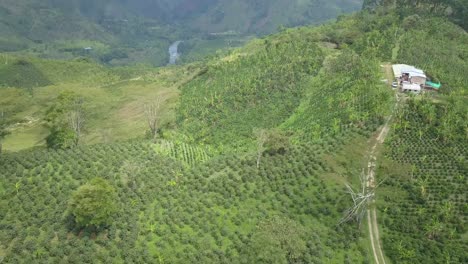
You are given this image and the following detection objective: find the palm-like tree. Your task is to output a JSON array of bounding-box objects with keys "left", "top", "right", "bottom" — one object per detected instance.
[
  {"left": 424, "top": 217, "right": 443, "bottom": 240},
  {"left": 15, "top": 181, "right": 21, "bottom": 194}
]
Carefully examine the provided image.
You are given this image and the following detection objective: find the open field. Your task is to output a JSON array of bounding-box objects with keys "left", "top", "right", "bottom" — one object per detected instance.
[{"left": 0, "top": 56, "right": 201, "bottom": 151}]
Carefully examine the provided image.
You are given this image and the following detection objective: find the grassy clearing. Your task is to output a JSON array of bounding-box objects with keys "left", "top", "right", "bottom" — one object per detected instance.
[{"left": 0, "top": 55, "right": 198, "bottom": 151}]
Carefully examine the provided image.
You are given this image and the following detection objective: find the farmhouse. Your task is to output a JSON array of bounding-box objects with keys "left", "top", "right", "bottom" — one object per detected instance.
[
  {"left": 392, "top": 64, "right": 427, "bottom": 90},
  {"left": 392, "top": 64, "right": 426, "bottom": 83}
]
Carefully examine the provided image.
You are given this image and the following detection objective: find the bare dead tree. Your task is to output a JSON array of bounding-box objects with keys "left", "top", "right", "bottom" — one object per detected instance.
[
  {"left": 254, "top": 128, "right": 268, "bottom": 169},
  {"left": 339, "top": 170, "right": 375, "bottom": 227},
  {"left": 120, "top": 160, "right": 141, "bottom": 189},
  {"left": 68, "top": 99, "right": 85, "bottom": 146},
  {"left": 0, "top": 110, "right": 10, "bottom": 156},
  {"left": 144, "top": 97, "right": 165, "bottom": 140}
]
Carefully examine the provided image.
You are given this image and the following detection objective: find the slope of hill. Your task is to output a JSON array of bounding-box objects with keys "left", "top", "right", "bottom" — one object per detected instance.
[
  {"left": 0, "top": 134, "right": 380, "bottom": 263},
  {"left": 0, "top": 4, "right": 467, "bottom": 264},
  {"left": 0, "top": 54, "right": 198, "bottom": 151},
  {"left": 339, "top": 7, "right": 467, "bottom": 263},
  {"left": 0, "top": 7, "right": 392, "bottom": 263}
]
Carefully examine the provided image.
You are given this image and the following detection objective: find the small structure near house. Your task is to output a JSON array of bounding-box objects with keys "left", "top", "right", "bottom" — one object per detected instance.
[{"left": 402, "top": 82, "right": 421, "bottom": 93}]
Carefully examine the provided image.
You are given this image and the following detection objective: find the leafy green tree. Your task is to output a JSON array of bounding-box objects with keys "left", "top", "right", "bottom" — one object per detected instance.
[
  {"left": 68, "top": 178, "right": 117, "bottom": 228},
  {"left": 46, "top": 127, "right": 76, "bottom": 149},
  {"left": 45, "top": 91, "right": 85, "bottom": 148},
  {"left": 264, "top": 129, "right": 290, "bottom": 155},
  {"left": 247, "top": 216, "right": 307, "bottom": 263}
]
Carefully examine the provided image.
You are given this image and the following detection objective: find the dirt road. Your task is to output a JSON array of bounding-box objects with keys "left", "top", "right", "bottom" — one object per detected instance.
[
  {"left": 366, "top": 64, "right": 399, "bottom": 264},
  {"left": 366, "top": 119, "right": 390, "bottom": 264}
]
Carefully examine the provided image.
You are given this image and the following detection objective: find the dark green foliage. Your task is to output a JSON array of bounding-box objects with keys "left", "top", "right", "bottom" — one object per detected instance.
[
  {"left": 99, "top": 49, "right": 129, "bottom": 64},
  {"left": 0, "top": 5, "right": 466, "bottom": 264},
  {"left": 0, "top": 113, "right": 10, "bottom": 155},
  {"left": 245, "top": 216, "right": 307, "bottom": 263},
  {"left": 0, "top": 135, "right": 371, "bottom": 263},
  {"left": 364, "top": 0, "right": 468, "bottom": 30},
  {"left": 0, "top": 59, "right": 52, "bottom": 89},
  {"left": 45, "top": 127, "right": 76, "bottom": 149},
  {"left": 0, "top": 0, "right": 362, "bottom": 66},
  {"left": 68, "top": 178, "right": 117, "bottom": 228},
  {"left": 283, "top": 50, "right": 392, "bottom": 142},
  {"left": 378, "top": 96, "right": 467, "bottom": 263},
  {"left": 263, "top": 129, "right": 291, "bottom": 155},
  {"left": 45, "top": 91, "right": 84, "bottom": 148},
  {"left": 177, "top": 33, "right": 325, "bottom": 150}
]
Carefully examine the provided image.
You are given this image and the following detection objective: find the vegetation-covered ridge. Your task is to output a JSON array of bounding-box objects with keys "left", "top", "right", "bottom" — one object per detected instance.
[{"left": 176, "top": 32, "right": 326, "bottom": 150}]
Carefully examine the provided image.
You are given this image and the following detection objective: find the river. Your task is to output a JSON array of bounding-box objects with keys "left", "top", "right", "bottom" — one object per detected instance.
[{"left": 168, "top": 41, "right": 182, "bottom": 65}]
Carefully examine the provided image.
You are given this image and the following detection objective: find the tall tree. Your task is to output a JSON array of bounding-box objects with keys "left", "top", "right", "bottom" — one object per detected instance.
[
  {"left": 144, "top": 97, "right": 165, "bottom": 140},
  {"left": 254, "top": 128, "right": 268, "bottom": 169},
  {"left": 45, "top": 91, "right": 85, "bottom": 148},
  {"left": 67, "top": 98, "right": 85, "bottom": 146}
]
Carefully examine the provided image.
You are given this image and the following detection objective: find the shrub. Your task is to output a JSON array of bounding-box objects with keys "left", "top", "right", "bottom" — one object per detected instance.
[{"left": 68, "top": 178, "right": 117, "bottom": 228}]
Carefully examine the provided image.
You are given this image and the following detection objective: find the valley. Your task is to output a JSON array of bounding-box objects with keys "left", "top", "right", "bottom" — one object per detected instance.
[{"left": 0, "top": 0, "right": 364, "bottom": 66}]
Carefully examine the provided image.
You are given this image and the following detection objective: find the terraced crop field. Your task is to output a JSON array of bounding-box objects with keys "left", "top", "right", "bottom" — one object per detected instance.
[
  {"left": 377, "top": 98, "right": 467, "bottom": 263},
  {"left": 1, "top": 132, "right": 378, "bottom": 263}
]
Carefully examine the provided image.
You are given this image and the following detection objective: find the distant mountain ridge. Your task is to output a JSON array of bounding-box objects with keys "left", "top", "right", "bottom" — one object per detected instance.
[
  {"left": 0, "top": 0, "right": 364, "bottom": 42},
  {"left": 0, "top": 0, "right": 365, "bottom": 65},
  {"left": 362, "top": 0, "right": 468, "bottom": 29}
]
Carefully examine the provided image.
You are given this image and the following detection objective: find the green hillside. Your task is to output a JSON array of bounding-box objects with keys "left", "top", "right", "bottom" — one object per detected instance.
[
  {"left": 0, "top": 2, "right": 467, "bottom": 264},
  {"left": 378, "top": 96, "right": 467, "bottom": 263}
]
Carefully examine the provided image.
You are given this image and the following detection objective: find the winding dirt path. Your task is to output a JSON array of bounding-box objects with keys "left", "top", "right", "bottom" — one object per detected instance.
[
  {"left": 366, "top": 118, "right": 390, "bottom": 264},
  {"left": 366, "top": 64, "right": 400, "bottom": 264}
]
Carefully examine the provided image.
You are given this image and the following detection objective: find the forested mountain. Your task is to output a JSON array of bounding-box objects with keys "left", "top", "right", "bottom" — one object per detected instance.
[{"left": 0, "top": 0, "right": 363, "bottom": 65}]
